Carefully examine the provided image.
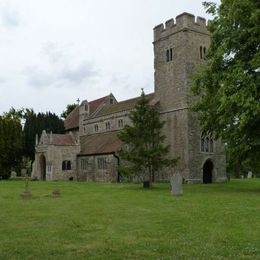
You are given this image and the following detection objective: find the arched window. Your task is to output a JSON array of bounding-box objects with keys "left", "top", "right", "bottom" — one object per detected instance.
[
  {"left": 94, "top": 124, "right": 99, "bottom": 132},
  {"left": 201, "top": 131, "right": 214, "bottom": 153}
]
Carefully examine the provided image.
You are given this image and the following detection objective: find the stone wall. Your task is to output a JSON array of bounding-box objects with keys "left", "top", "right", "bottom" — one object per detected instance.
[
  {"left": 33, "top": 144, "right": 80, "bottom": 181},
  {"left": 77, "top": 154, "right": 119, "bottom": 182},
  {"left": 154, "top": 13, "right": 226, "bottom": 183},
  {"left": 83, "top": 112, "right": 132, "bottom": 136}
]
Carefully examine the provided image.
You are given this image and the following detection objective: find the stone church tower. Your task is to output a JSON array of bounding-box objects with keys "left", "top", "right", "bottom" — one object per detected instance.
[{"left": 154, "top": 13, "right": 226, "bottom": 183}]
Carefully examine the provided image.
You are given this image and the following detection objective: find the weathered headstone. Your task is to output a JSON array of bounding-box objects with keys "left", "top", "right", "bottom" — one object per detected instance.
[
  {"left": 10, "top": 171, "right": 17, "bottom": 179},
  {"left": 170, "top": 172, "right": 183, "bottom": 196},
  {"left": 21, "top": 168, "right": 27, "bottom": 177},
  {"left": 21, "top": 175, "right": 32, "bottom": 198},
  {"left": 247, "top": 171, "right": 252, "bottom": 179}
]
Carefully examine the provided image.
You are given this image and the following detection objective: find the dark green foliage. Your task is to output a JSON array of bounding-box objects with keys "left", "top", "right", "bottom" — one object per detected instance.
[
  {"left": 191, "top": 0, "right": 260, "bottom": 176},
  {"left": 0, "top": 115, "right": 23, "bottom": 179},
  {"left": 61, "top": 103, "right": 77, "bottom": 119},
  {"left": 118, "top": 91, "right": 177, "bottom": 183},
  {"left": 0, "top": 108, "right": 65, "bottom": 173},
  {"left": 23, "top": 109, "right": 65, "bottom": 160}
]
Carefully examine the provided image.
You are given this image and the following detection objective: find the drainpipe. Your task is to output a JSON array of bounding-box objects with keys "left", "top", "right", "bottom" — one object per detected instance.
[{"left": 113, "top": 153, "right": 121, "bottom": 183}]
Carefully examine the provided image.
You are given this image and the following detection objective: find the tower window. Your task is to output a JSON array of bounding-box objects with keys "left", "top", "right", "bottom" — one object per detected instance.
[
  {"left": 201, "top": 131, "right": 214, "bottom": 153},
  {"left": 170, "top": 48, "right": 173, "bottom": 60},
  {"left": 200, "top": 46, "right": 207, "bottom": 60},
  {"left": 166, "top": 49, "right": 170, "bottom": 62},
  {"left": 166, "top": 48, "right": 173, "bottom": 62}
]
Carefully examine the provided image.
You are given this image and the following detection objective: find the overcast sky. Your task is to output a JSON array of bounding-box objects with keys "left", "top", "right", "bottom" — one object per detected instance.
[{"left": 0, "top": 0, "right": 220, "bottom": 116}]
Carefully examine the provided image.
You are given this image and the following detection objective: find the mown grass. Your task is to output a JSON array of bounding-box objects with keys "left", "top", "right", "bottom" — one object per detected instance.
[{"left": 0, "top": 179, "right": 259, "bottom": 259}]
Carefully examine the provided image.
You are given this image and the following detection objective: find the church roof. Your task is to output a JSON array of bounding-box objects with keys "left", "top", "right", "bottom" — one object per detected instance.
[
  {"left": 64, "top": 106, "right": 79, "bottom": 131},
  {"left": 38, "top": 132, "right": 75, "bottom": 146},
  {"left": 64, "top": 95, "right": 109, "bottom": 131},
  {"left": 94, "top": 93, "right": 155, "bottom": 118},
  {"left": 79, "top": 131, "right": 123, "bottom": 155},
  {"left": 50, "top": 134, "right": 75, "bottom": 145}
]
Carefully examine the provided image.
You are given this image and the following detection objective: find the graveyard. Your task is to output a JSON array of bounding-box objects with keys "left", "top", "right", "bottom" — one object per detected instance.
[{"left": 0, "top": 179, "right": 259, "bottom": 259}]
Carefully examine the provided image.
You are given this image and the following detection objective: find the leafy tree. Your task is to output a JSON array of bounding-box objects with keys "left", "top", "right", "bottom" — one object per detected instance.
[
  {"left": 61, "top": 104, "right": 77, "bottom": 119},
  {"left": 0, "top": 115, "right": 23, "bottom": 179},
  {"left": 191, "top": 0, "right": 260, "bottom": 176},
  {"left": 118, "top": 90, "right": 177, "bottom": 185}
]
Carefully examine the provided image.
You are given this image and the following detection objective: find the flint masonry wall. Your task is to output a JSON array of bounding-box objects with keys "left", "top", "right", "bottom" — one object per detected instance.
[{"left": 154, "top": 13, "right": 226, "bottom": 182}]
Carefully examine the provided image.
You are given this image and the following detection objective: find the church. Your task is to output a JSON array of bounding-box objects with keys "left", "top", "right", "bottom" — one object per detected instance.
[{"left": 32, "top": 13, "right": 226, "bottom": 183}]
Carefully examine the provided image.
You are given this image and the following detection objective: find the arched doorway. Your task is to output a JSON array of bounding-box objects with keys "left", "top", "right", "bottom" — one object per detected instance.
[
  {"left": 39, "top": 155, "right": 46, "bottom": 180},
  {"left": 203, "top": 159, "right": 213, "bottom": 184}
]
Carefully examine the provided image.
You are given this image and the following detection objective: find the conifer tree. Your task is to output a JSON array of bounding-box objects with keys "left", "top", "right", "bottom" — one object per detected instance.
[{"left": 118, "top": 90, "right": 177, "bottom": 184}]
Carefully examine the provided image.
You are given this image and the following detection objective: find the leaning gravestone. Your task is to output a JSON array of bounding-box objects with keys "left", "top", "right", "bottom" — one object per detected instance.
[
  {"left": 170, "top": 172, "right": 183, "bottom": 196},
  {"left": 247, "top": 171, "right": 252, "bottom": 179}
]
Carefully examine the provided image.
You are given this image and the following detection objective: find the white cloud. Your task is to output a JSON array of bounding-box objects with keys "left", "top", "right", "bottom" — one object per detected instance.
[{"left": 0, "top": 0, "right": 220, "bottom": 115}]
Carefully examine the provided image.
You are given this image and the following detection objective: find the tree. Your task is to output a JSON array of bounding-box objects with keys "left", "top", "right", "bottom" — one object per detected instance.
[
  {"left": 0, "top": 115, "right": 23, "bottom": 179},
  {"left": 118, "top": 91, "right": 177, "bottom": 185},
  {"left": 23, "top": 110, "right": 65, "bottom": 160},
  {"left": 191, "top": 0, "right": 260, "bottom": 176},
  {"left": 61, "top": 104, "right": 77, "bottom": 119}
]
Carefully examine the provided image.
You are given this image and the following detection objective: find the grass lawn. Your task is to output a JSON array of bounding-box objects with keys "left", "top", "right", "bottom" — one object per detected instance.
[{"left": 0, "top": 179, "right": 259, "bottom": 259}]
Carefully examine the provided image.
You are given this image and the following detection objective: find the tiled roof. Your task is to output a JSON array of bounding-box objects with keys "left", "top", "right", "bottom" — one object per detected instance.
[
  {"left": 79, "top": 131, "right": 123, "bottom": 155},
  {"left": 47, "top": 134, "right": 75, "bottom": 145},
  {"left": 89, "top": 96, "right": 108, "bottom": 115},
  {"left": 64, "top": 96, "right": 109, "bottom": 131},
  {"left": 64, "top": 106, "right": 79, "bottom": 131},
  {"left": 94, "top": 93, "right": 155, "bottom": 118}
]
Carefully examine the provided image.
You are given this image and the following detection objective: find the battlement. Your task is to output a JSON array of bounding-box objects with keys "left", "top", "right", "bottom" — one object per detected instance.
[{"left": 154, "top": 12, "right": 208, "bottom": 42}]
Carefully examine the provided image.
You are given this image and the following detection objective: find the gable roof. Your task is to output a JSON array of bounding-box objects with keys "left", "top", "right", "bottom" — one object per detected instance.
[
  {"left": 64, "top": 106, "right": 79, "bottom": 131},
  {"left": 89, "top": 96, "right": 108, "bottom": 115},
  {"left": 94, "top": 93, "right": 155, "bottom": 118},
  {"left": 64, "top": 95, "right": 109, "bottom": 131},
  {"left": 38, "top": 132, "right": 75, "bottom": 146},
  {"left": 50, "top": 134, "right": 75, "bottom": 145},
  {"left": 79, "top": 131, "right": 123, "bottom": 155}
]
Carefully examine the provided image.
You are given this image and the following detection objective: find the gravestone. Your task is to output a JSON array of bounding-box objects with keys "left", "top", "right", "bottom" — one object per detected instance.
[
  {"left": 170, "top": 172, "right": 183, "bottom": 196},
  {"left": 10, "top": 171, "right": 17, "bottom": 179},
  {"left": 247, "top": 171, "right": 252, "bottom": 178},
  {"left": 21, "top": 168, "right": 27, "bottom": 177}
]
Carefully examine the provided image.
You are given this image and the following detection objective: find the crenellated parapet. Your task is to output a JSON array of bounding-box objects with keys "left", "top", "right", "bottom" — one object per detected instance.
[{"left": 154, "top": 12, "right": 208, "bottom": 42}]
